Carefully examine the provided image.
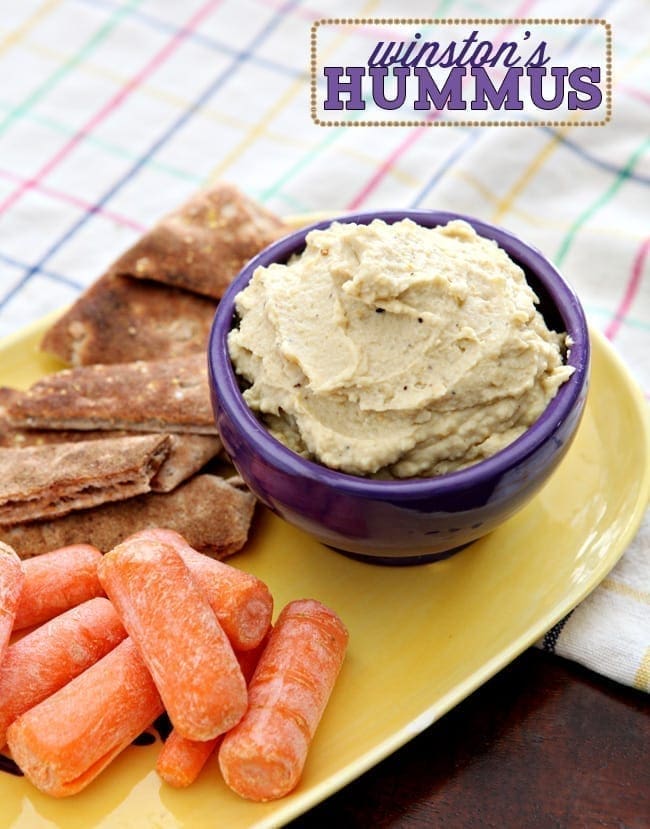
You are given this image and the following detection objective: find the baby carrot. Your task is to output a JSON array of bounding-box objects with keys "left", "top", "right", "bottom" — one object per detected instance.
[
  {"left": 218, "top": 599, "right": 348, "bottom": 802},
  {"left": 0, "top": 597, "right": 126, "bottom": 748},
  {"left": 128, "top": 529, "right": 272, "bottom": 650},
  {"left": 6, "top": 637, "right": 163, "bottom": 797},
  {"left": 13, "top": 544, "right": 104, "bottom": 631},
  {"left": 98, "top": 535, "right": 247, "bottom": 741},
  {"left": 0, "top": 542, "right": 23, "bottom": 664},
  {"left": 235, "top": 628, "right": 272, "bottom": 683},
  {"left": 156, "top": 630, "right": 270, "bottom": 788},
  {"left": 155, "top": 729, "right": 219, "bottom": 789}
]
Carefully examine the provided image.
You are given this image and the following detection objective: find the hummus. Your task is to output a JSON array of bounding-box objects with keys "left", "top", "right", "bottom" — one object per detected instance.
[{"left": 228, "top": 218, "right": 573, "bottom": 478}]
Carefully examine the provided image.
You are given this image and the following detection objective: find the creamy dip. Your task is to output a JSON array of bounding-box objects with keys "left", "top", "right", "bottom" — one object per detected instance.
[{"left": 228, "top": 219, "right": 573, "bottom": 478}]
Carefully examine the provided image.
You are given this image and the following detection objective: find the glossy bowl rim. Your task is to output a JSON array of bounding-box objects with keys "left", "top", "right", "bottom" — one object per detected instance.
[{"left": 208, "top": 209, "right": 590, "bottom": 499}]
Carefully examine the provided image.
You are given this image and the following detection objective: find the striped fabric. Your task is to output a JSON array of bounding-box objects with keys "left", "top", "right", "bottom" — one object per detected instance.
[{"left": 0, "top": 0, "right": 647, "bottom": 690}]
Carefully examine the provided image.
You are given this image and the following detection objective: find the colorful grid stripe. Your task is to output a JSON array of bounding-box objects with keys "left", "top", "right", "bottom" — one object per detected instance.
[
  {"left": 0, "top": 0, "right": 646, "bottom": 350},
  {"left": 0, "top": 0, "right": 222, "bottom": 215}
]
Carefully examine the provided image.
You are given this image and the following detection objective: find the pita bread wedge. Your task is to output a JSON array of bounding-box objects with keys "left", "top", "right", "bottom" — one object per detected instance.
[
  {"left": 1, "top": 386, "right": 131, "bottom": 448},
  {"left": 8, "top": 354, "right": 217, "bottom": 434},
  {"left": 2, "top": 387, "right": 221, "bottom": 487},
  {"left": 1, "top": 387, "right": 31, "bottom": 448},
  {"left": 1, "top": 474, "right": 256, "bottom": 559},
  {"left": 0, "top": 434, "right": 171, "bottom": 526},
  {"left": 110, "top": 183, "right": 288, "bottom": 299},
  {"left": 40, "top": 273, "right": 217, "bottom": 366},
  {"left": 151, "top": 434, "right": 222, "bottom": 492}
]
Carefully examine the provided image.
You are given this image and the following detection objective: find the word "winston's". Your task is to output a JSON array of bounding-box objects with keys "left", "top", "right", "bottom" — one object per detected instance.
[{"left": 323, "top": 30, "right": 602, "bottom": 112}]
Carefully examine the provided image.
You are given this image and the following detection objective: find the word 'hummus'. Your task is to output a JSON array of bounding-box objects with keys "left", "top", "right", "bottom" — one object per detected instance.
[{"left": 228, "top": 219, "right": 574, "bottom": 478}]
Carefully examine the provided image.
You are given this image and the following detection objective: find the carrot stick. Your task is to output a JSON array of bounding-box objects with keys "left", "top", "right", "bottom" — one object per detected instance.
[
  {"left": 0, "top": 597, "right": 126, "bottom": 748},
  {"left": 129, "top": 529, "right": 272, "bottom": 650},
  {"left": 98, "top": 535, "right": 247, "bottom": 741},
  {"left": 13, "top": 544, "right": 103, "bottom": 631},
  {"left": 0, "top": 542, "right": 23, "bottom": 664},
  {"left": 218, "top": 599, "right": 348, "bottom": 802},
  {"left": 156, "top": 630, "right": 271, "bottom": 788},
  {"left": 235, "top": 629, "right": 271, "bottom": 684},
  {"left": 6, "top": 637, "right": 163, "bottom": 797},
  {"left": 155, "top": 730, "right": 218, "bottom": 789}
]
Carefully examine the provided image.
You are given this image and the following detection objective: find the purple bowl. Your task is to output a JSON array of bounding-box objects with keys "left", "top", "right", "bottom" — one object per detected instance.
[{"left": 208, "top": 210, "right": 590, "bottom": 564}]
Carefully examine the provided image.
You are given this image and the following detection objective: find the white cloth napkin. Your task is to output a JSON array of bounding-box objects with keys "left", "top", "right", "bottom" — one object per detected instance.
[{"left": 538, "top": 516, "right": 649, "bottom": 690}]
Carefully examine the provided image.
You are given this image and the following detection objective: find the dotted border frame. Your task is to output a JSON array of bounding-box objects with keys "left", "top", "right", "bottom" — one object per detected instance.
[{"left": 310, "top": 18, "right": 613, "bottom": 127}]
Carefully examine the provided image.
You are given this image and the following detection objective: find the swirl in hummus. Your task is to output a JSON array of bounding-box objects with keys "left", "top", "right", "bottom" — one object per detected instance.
[{"left": 228, "top": 218, "right": 574, "bottom": 478}]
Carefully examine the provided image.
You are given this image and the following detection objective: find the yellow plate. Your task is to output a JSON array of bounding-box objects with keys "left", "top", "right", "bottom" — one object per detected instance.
[{"left": 0, "top": 317, "right": 648, "bottom": 829}]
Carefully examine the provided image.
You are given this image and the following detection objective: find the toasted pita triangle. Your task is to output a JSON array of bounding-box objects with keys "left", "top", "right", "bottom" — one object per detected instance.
[
  {"left": 0, "top": 434, "right": 171, "bottom": 526},
  {"left": 8, "top": 354, "right": 217, "bottom": 434},
  {"left": 150, "top": 434, "right": 222, "bottom": 492},
  {"left": 111, "top": 183, "right": 287, "bottom": 299},
  {"left": 40, "top": 273, "right": 217, "bottom": 367},
  {"left": 1, "top": 386, "right": 130, "bottom": 447},
  {"left": 2, "top": 387, "right": 221, "bottom": 492},
  {"left": 1, "top": 474, "right": 256, "bottom": 559}
]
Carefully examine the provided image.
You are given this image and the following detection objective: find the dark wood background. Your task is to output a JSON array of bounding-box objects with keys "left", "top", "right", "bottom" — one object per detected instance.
[{"left": 290, "top": 648, "right": 650, "bottom": 828}]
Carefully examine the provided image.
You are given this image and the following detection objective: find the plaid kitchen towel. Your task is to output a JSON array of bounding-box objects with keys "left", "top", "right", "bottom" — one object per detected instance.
[
  {"left": 0, "top": 0, "right": 647, "bottom": 689},
  {"left": 540, "top": 518, "right": 650, "bottom": 690}
]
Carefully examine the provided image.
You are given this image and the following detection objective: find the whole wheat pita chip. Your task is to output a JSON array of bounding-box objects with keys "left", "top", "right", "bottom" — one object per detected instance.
[
  {"left": 150, "top": 434, "right": 222, "bottom": 492},
  {"left": 2, "top": 387, "right": 222, "bottom": 488},
  {"left": 1, "top": 386, "right": 132, "bottom": 448},
  {"left": 1, "top": 474, "right": 256, "bottom": 559},
  {"left": 0, "top": 434, "right": 171, "bottom": 526},
  {"left": 40, "top": 273, "right": 217, "bottom": 366},
  {"left": 8, "top": 354, "right": 217, "bottom": 434},
  {"left": 111, "top": 183, "right": 288, "bottom": 299},
  {"left": 1, "top": 387, "right": 32, "bottom": 448}
]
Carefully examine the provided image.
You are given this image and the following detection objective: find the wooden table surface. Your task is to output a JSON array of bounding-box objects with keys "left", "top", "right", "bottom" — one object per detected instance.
[{"left": 290, "top": 648, "right": 649, "bottom": 828}]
